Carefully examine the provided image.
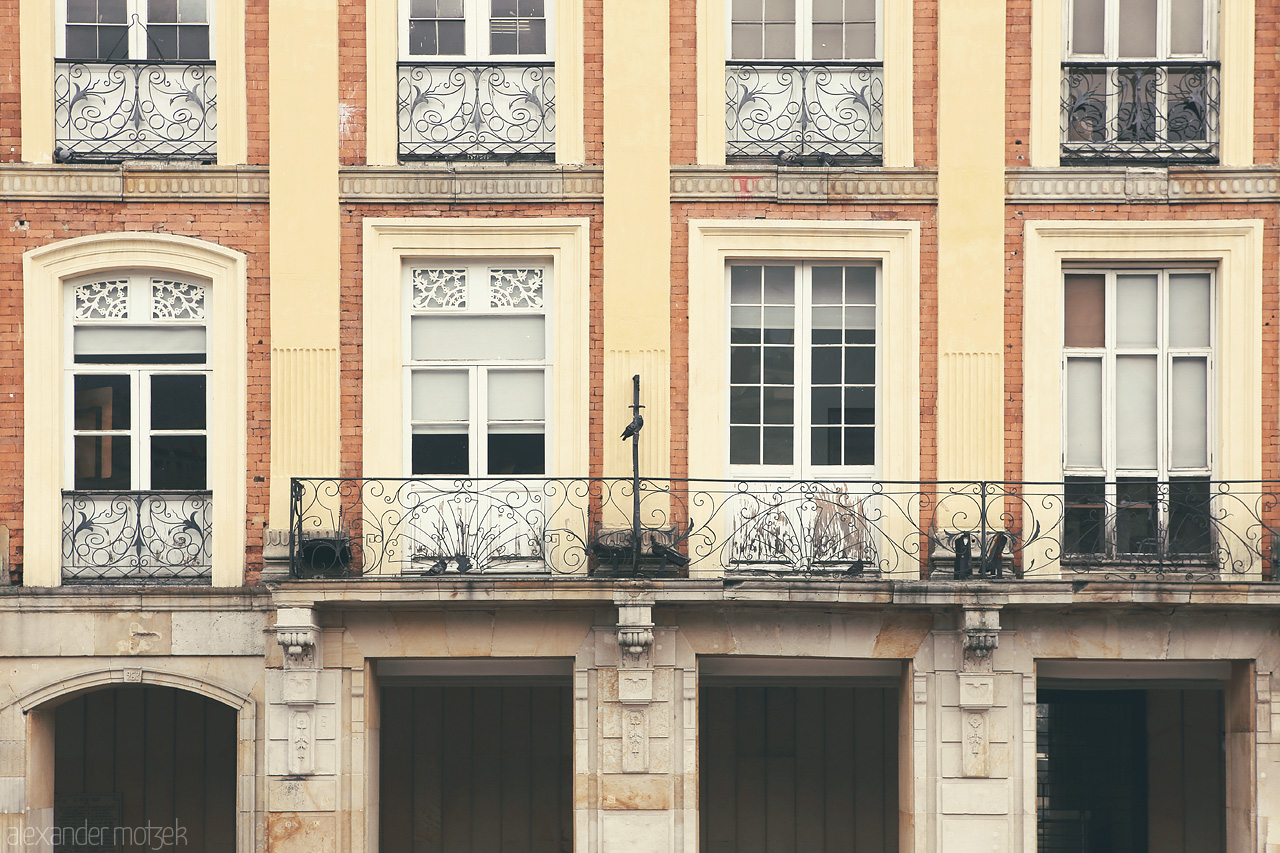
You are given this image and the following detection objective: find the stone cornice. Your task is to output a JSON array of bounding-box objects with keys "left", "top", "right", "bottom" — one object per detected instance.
[
  {"left": 671, "top": 166, "right": 939, "bottom": 203},
  {"left": 0, "top": 164, "right": 269, "bottom": 201},
  {"left": 1007, "top": 166, "right": 1280, "bottom": 203},
  {"left": 339, "top": 165, "right": 604, "bottom": 202}
]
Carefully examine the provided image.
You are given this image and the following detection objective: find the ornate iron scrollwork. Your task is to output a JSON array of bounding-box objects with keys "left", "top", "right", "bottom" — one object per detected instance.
[
  {"left": 54, "top": 61, "right": 217, "bottom": 161},
  {"left": 725, "top": 62, "right": 884, "bottom": 164},
  {"left": 397, "top": 62, "right": 555, "bottom": 160},
  {"left": 62, "top": 491, "right": 213, "bottom": 582}
]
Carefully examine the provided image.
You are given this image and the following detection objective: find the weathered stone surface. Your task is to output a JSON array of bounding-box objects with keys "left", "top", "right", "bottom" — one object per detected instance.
[
  {"left": 268, "top": 778, "right": 337, "bottom": 812},
  {"left": 94, "top": 612, "right": 171, "bottom": 656},
  {"left": 266, "top": 813, "right": 336, "bottom": 853},
  {"left": 600, "top": 774, "right": 671, "bottom": 810},
  {"left": 171, "top": 611, "right": 266, "bottom": 655}
]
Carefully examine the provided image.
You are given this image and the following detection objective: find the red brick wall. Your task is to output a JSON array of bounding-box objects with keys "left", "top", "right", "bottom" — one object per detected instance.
[
  {"left": 583, "top": 0, "right": 604, "bottom": 164},
  {"left": 668, "top": 203, "right": 939, "bottom": 483},
  {"left": 0, "top": 204, "right": 272, "bottom": 584},
  {"left": 670, "top": 0, "right": 697, "bottom": 165},
  {"left": 245, "top": 0, "right": 270, "bottom": 164},
  {"left": 338, "top": 0, "right": 367, "bottom": 166},
  {"left": 1005, "top": 0, "right": 1031, "bottom": 168},
  {"left": 1002, "top": 202, "right": 1279, "bottom": 484},
  {"left": 0, "top": 0, "right": 19, "bottom": 163},
  {"left": 338, "top": 205, "right": 606, "bottom": 480},
  {"left": 1255, "top": 4, "right": 1280, "bottom": 165},
  {"left": 913, "top": 0, "right": 939, "bottom": 169}
]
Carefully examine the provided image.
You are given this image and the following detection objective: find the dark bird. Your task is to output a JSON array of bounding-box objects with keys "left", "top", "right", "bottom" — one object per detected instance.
[{"left": 620, "top": 413, "right": 643, "bottom": 441}]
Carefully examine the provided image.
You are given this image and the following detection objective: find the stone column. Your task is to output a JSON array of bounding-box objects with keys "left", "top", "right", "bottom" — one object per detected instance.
[
  {"left": 266, "top": 607, "right": 341, "bottom": 853},
  {"left": 577, "top": 590, "right": 697, "bottom": 852}
]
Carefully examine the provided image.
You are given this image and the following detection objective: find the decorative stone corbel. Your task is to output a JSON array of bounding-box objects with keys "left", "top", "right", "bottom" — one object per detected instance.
[
  {"left": 615, "top": 593, "right": 655, "bottom": 673},
  {"left": 614, "top": 590, "right": 656, "bottom": 773},
  {"left": 961, "top": 606, "right": 1000, "bottom": 673},
  {"left": 275, "top": 607, "right": 320, "bottom": 670},
  {"left": 274, "top": 607, "right": 320, "bottom": 776}
]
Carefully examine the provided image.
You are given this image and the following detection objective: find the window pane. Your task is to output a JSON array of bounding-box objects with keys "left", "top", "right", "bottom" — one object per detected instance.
[
  {"left": 68, "top": 0, "right": 97, "bottom": 23},
  {"left": 412, "top": 432, "right": 469, "bottom": 475},
  {"left": 409, "top": 0, "right": 437, "bottom": 18},
  {"left": 151, "top": 435, "right": 207, "bottom": 489},
  {"left": 74, "top": 326, "right": 207, "bottom": 362},
  {"left": 1168, "top": 477, "right": 1212, "bottom": 554},
  {"left": 518, "top": 0, "right": 544, "bottom": 15},
  {"left": 843, "top": 22, "right": 875, "bottom": 59},
  {"left": 1116, "top": 478, "right": 1158, "bottom": 553},
  {"left": 408, "top": 19, "right": 438, "bottom": 54},
  {"left": 1065, "top": 357, "right": 1103, "bottom": 468},
  {"left": 812, "top": 346, "right": 840, "bottom": 384},
  {"left": 1117, "top": 0, "right": 1157, "bottom": 57},
  {"left": 411, "top": 316, "right": 545, "bottom": 360},
  {"left": 731, "top": 305, "right": 762, "bottom": 330},
  {"left": 844, "top": 386, "right": 874, "bottom": 423},
  {"left": 811, "top": 267, "right": 842, "bottom": 304},
  {"left": 1070, "top": 0, "right": 1105, "bottom": 54},
  {"left": 730, "top": 266, "right": 763, "bottom": 303},
  {"left": 730, "top": 427, "right": 761, "bottom": 464},
  {"left": 1171, "top": 357, "right": 1208, "bottom": 468},
  {"left": 100, "top": 0, "right": 128, "bottom": 23},
  {"left": 492, "top": 0, "right": 516, "bottom": 15},
  {"left": 812, "top": 0, "right": 842, "bottom": 22},
  {"left": 846, "top": 0, "right": 875, "bottom": 21},
  {"left": 843, "top": 427, "right": 873, "bottom": 465},
  {"left": 729, "top": 387, "right": 761, "bottom": 424},
  {"left": 844, "top": 347, "right": 873, "bottom": 384},
  {"left": 1064, "top": 274, "right": 1104, "bottom": 347},
  {"left": 179, "top": 25, "right": 209, "bottom": 60},
  {"left": 411, "top": 370, "right": 468, "bottom": 421},
  {"left": 65, "top": 26, "right": 98, "bottom": 58},
  {"left": 518, "top": 19, "right": 545, "bottom": 53},
  {"left": 438, "top": 20, "right": 465, "bottom": 53},
  {"left": 1170, "top": 0, "right": 1204, "bottom": 54},
  {"left": 761, "top": 346, "right": 793, "bottom": 384},
  {"left": 764, "top": 0, "right": 794, "bottom": 22},
  {"left": 811, "top": 386, "right": 841, "bottom": 426},
  {"left": 811, "top": 427, "right": 840, "bottom": 466},
  {"left": 149, "top": 0, "right": 178, "bottom": 23},
  {"left": 490, "top": 26, "right": 517, "bottom": 54},
  {"left": 74, "top": 435, "right": 131, "bottom": 489},
  {"left": 763, "top": 266, "right": 794, "bottom": 303},
  {"left": 1063, "top": 476, "right": 1105, "bottom": 553},
  {"left": 730, "top": 345, "right": 762, "bottom": 383},
  {"left": 1168, "top": 273, "right": 1210, "bottom": 348},
  {"left": 846, "top": 267, "right": 875, "bottom": 303},
  {"left": 487, "top": 432, "right": 544, "bottom": 475},
  {"left": 731, "top": 23, "right": 762, "bottom": 59},
  {"left": 75, "top": 374, "right": 130, "bottom": 430},
  {"left": 761, "top": 386, "right": 793, "bottom": 424},
  {"left": 177, "top": 0, "right": 206, "bottom": 22},
  {"left": 1115, "top": 355, "right": 1157, "bottom": 469},
  {"left": 150, "top": 374, "right": 206, "bottom": 430},
  {"left": 733, "top": 0, "right": 763, "bottom": 20},
  {"left": 439, "top": 0, "right": 463, "bottom": 15},
  {"left": 811, "top": 24, "right": 842, "bottom": 60},
  {"left": 147, "top": 25, "right": 178, "bottom": 60},
  {"left": 488, "top": 370, "right": 545, "bottom": 420},
  {"left": 99, "top": 26, "right": 130, "bottom": 59},
  {"left": 762, "top": 427, "right": 792, "bottom": 464},
  {"left": 763, "top": 23, "right": 795, "bottom": 59},
  {"left": 1116, "top": 274, "right": 1158, "bottom": 347}
]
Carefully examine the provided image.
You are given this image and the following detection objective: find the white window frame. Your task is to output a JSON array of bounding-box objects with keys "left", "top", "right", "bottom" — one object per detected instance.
[
  {"left": 403, "top": 259, "right": 553, "bottom": 477},
  {"left": 398, "top": 0, "right": 555, "bottom": 62},
  {"left": 63, "top": 271, "right": 211, "bottom": 492},
  {"left": 726, "top": 0, "right": 882, "bottom": 62},
  {"left": 56, "top": 0, "right": 218, "bottom": 61},
  {"left": 725, "top": 259, "right": 879, "bottom": 480},
  {"left": 1060, "top": 266, "right": 1216, "bottom": 482},
  {"left": 1063, "top": 0, "right": 1215, "bottom": 61}
]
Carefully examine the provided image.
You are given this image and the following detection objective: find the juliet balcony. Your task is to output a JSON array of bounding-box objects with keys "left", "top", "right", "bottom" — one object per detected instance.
[
  {"left": 1061, "top": 60, "right": 1219, "bottom": 165},
  {"left": 725, "top": 61, "right": 884, "bottom": 165},
  {"left": 288, "top": 478, "right": 1280, "bottom": 582},
  {"left": 53, "top": 60, "right": 218, "bottom": 162},
  {"left": 397, "top": 62, "right": 556, "bottom": 161},
  {"left": 62, "top": 490, "right": 213, "bottom": 583}
]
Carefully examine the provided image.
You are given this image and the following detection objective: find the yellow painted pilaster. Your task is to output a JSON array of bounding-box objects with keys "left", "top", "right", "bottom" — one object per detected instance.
[
  {"left": 602, "top": 0, "right": 671, "bottom": 479},
  {"left": 268, "top": 0, "right": 342, "bottom": 526},
  {"left": 936, "top": 0, "right": 1005, "bottom": 481}
]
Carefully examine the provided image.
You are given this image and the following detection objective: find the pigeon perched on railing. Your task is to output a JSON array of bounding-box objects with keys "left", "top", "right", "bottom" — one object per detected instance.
[{"left": 620, "top": 413, "right": 644, "bottom": 440}]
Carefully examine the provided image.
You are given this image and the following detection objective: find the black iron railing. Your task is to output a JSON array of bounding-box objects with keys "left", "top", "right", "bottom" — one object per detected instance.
[
  {"left": 54, "top": 60, "right": 217, "bottom": 161},
  {"left": 289, "top": 478, "right": 1280, "bottom": 581},
  {"left": 725, "top": 61, "right": 883, "bottom": 164},
  {"left": 1061, "top": 60, "right": 1219, "bottom": 164},
  {"left": 62, "top": 490, "right": 213, "bottom": 583},
  {"left": 397, "top": 62, "right": 555, "bottom": 161}
]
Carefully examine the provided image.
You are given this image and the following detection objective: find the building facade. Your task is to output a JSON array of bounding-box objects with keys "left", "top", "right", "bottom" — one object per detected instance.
[{"left": 0, "top": 0, "right": 1278, "bottom": 850}]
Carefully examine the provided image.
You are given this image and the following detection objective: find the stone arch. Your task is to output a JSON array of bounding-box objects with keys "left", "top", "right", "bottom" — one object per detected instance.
[
  {"left": 22, "top": 231, "right": 249, "bottom": 587},
  {"left": 6, "top": 665, "right": 258, "bottom": 853}
]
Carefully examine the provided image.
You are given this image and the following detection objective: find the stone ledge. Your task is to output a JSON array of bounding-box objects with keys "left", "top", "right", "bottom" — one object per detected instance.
[
  {"left": 339, "top": 165, "right": 603, "bottom": 202},
  {"left": 1007, "top": 166, "right": 1280, "bottom": 203},
  {"left": 0, "top": 164, "right": 269, "bottom": 201},
  {"left": 670, "top": 166, "right": 939, "bottom": 203}
]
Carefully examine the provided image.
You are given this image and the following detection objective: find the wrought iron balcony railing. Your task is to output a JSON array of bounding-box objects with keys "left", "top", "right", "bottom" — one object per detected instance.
[
  {"left": 725, "top": 61, "right": 883, "bottom": 165},
  {"left": 53, "top": 60, "right": 217, "bottom": 162},
  {"left": 1061, "top": 60, "right": 1219, "bottom": 164},
  {"left": 289, "top": 478, "right": 1280, "bottom": 581},
  {"left": 397, "top": 62, "right": 555, "bottom": 161},
  {"left": 62, "top": 491, "right": 213, "bottom": 583}
]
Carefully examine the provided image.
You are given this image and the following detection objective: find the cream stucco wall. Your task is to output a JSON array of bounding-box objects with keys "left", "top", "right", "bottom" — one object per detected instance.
[{"left": 22, "top": 233, "right": 249, "bottom": 587}]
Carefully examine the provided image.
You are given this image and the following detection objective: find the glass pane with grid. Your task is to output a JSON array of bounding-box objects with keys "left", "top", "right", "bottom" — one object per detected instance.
[
  {"left": 489, "top": 0, "right": 546, "bottom": 55},
  {"left": 729, "top": 265, "right": 796, "bottom": 466},
  {"left": 408, "top": 0, "right": 466, "bottom": 55},
  {"left": 810, "top": 265, "right": 875, "bottom": 466}
]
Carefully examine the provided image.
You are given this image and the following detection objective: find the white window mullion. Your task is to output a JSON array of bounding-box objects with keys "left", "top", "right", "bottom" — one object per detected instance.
[
  {"left": 470, "top": 0, "right": 484, "bottom": 61},
  {"left": 474, "top": 366, "right": 487, "bottom": 476},
  {"left": 134, "top": 370, "right": 147, "bottom": 490}
]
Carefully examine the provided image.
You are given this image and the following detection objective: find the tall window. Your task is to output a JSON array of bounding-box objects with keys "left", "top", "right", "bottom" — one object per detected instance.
[
  {"left": 728, "top": 263, "right": 877, "bottom": 474},
  {"left": 725, "top": 0, "right": 883, "bottom": 162},
  {"left": 406, "top": 261, "right": 550, "bottom": 476},
  {"left": 1062, "top": 0, "right": 1218, "bottom": 163},
  {"left": 60, "top": 0, "right": 213, "bottom": 62},
  {"left": 1062, "top": 268, "right": 1214, "bottom": 557}
]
